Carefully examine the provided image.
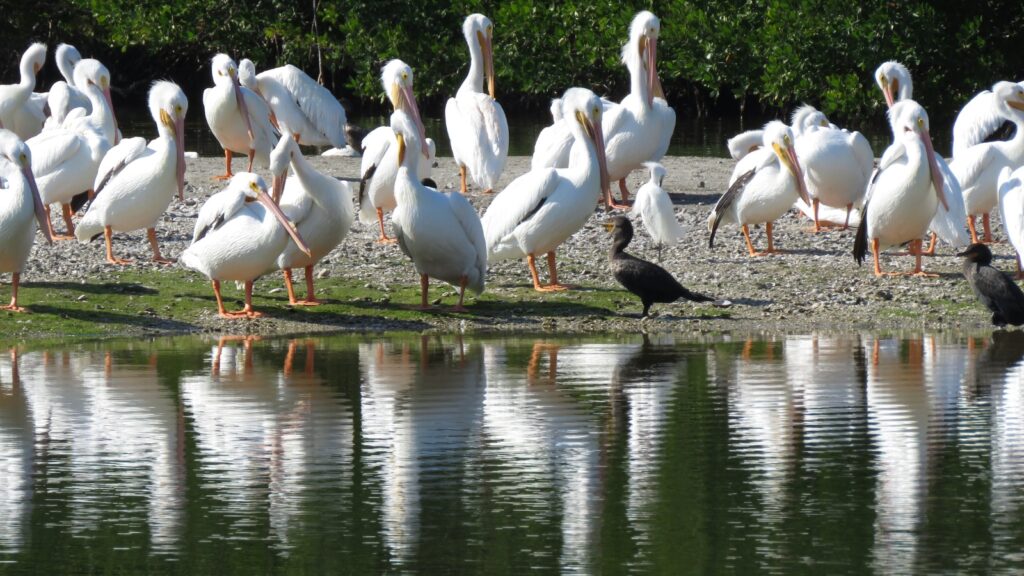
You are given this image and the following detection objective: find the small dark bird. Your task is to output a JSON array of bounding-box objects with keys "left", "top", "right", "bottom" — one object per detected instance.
[
  {"left": 959, "top": 243, "right": 1024, "bottom": 327},
  {"left": 605, "top": 216, "right": 714, "bottom": 317}
]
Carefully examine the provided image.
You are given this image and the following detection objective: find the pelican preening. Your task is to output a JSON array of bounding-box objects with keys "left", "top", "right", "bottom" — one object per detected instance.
[
  {"left": 791, "top": 104, "right": 872, "bottom": 230},
  {"left": 180, "top": 173, "right": 310, "bottom": 318},
  {"left": 390, "top": 112, "right": 487, "bottom": 311},
  {"left": 953, "top": 81, "right": 1024, "bottom": 157},
  {"left": 28, "top": 59, "right": 117, "bottom": 240},
  {"left": 359, "top": 59, "right": 430, "bottom": 243},
  {"left": 0, "top": 129, "right": 51, "bottom": 312},
  {"left": 238, "top": 59, "right": 348, "bottom": 149},
  {"left": 530, "top": 11, "right": 674, "bottom": 209},
  {"left": 950, "top": 81, "right": 1024, "bottom": 244},
  {"left": 75, "top": 81, "right": 187, "bottom": 265},
  {"left": 482, "top": 88, "right": 611, "bottom": 291},
  {"left": 0, "top": 43, "right": 46, "bottom": 141},
  {"left": 853, "top": 100, "right": 947, "bottom": 276},
  {"left": 874, "top": 61, "right": 913, "bottom": 109},
  {"left": 708, "top": 121, "right": 810, "bottom": 256},
  {"left": 445, "top": 13, "right": 508, "bottom": 195},
  {"left": 203, "top": 53, "right": 277, "bottom": 180},
  {"left": 268, "top": 134, "right": 354, "bottom": 305}
]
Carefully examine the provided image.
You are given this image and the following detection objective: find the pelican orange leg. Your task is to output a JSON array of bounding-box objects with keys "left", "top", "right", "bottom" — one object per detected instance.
[
  {"left": 1, "top": 272, "right": 26, "bottom": 313},
  {"left": 214, "top": 149, "right": 233, "bottom": 180}
]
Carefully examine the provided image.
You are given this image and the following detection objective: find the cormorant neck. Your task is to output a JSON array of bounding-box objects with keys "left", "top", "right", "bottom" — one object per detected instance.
[{"left": 610, "top": 230, "right": 631, "bottom": 256}]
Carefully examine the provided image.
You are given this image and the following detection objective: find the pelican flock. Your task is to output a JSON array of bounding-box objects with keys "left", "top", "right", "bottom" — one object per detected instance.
[{"left": 0, "top": 8, "right": 1022, "bottom": 328}]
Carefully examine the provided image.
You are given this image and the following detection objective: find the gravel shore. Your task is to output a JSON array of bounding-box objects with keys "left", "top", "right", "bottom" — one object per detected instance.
[{"left": 12, "top": 154, "right": 1011, "bottom": 339}]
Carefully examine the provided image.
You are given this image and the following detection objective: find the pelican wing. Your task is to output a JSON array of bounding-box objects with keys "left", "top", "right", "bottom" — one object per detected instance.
[
  {"left": 446, "top": 92, "right": 509, "bottom": 166},
  {"left": 481, "top": 168, "right": 559, "bottom": 251},
  {"left": 260, "top": 65, "right": 347, "bottom": 147},
  {"left": 27, "top": 130, "right": 82, "bottom": 177},
  {"left": 192, "top": 189, "right": 244, "bottom": 244},
  {"left": 952, "top": 90, "right": 1014, "bottom": 157},
  {"left": 93, "top": 137, "right": 147, "bottom": 195},
  {"left": 530, "top": 122, "right": 573, "bottom": 170},
  {"left": 849, "top": 130, "right": 875, "bottom": 182},
  {"left": 949, "top": 143, "right": 996, "bottom": 195},
  {"left": 707, "top": 167, "right": 756, "bottom": 248},
  {"left": 998, "top": 167, "right": 1024, "bottom": 259},
  {"left": 929, "top": 153, "right": 970, "bottom": 249},
  {"left": 357, "top": 126, "right": 392, "bottom": 223},
  {"left": 447, "top": 190, "right": 487, "bottom": 287}
]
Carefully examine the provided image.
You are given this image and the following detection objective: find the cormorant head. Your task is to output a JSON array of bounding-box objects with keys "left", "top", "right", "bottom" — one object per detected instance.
[{"left": 957, "top": 243, "right": 993, "bottom": 265}]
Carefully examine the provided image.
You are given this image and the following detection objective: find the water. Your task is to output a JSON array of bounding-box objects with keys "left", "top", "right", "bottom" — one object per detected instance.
[
  {"left": 119, "top": 110, "right": 924, "bottom": 161},
  {"left": 1, "top": 332, "right": 1022, "bottom": 574}
]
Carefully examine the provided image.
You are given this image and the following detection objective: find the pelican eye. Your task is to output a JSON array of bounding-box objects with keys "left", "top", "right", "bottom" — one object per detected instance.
[
  {"left": 783, "top": 135, "right": 791, "bottom": 146},
  {"left": 19, "top": 153, "right": 27, "bottom": 164}
]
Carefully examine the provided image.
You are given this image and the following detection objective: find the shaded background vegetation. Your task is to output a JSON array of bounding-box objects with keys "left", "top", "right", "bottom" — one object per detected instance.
[{"left": 2, "top": 0, "right": 1023, "bottom": 125}]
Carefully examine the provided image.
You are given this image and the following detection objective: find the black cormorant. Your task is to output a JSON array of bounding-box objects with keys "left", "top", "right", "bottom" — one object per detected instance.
[
  {"left": 959, "top": 243, "right": 1024, "bottom": 327},
  {"left": 605, "top": 216, "right": 714, "bottom": 317}
]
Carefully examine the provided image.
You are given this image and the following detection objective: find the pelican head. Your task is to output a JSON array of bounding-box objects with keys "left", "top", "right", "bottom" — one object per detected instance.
[
  {"left": 790, "top": 104, "right": 829, "bottom": 137},
  {"left": 232, "top": 172, "right": 311, "bottom": 257},
  {"left": 237, "top": 58, "right": 258, "bottom": 93},
  {"left": 875, "top": 61, "right": 912, "bottom": 108},
  {"left": 21, "top": 43, "right": 46, "bottom": 78},
  {"left": 643, "top": 161, "right": 666, "bottom": 186},
  {"left": 73, "top": 59, "right": 118, "bottom": 138},
  {"left": 55, "top": 43, "right": 81, "bottom": 84},
  {"left": 268, "top": 133, "right": 300, "bottom": 203},
  {"left": 150, "top": 81, "right": 188, "bottom": 201},
  {"left": 211, "top": 53, "right": 255, "bottom": 143},
  {"left": 995, "top": 80, "right": 1024, "bottom": 118},
  {"left": 381, "top": 59, "right": 428, "bottom": 156},
  {"left": 562, "top": 88, "right": 611, "bottom": 201},
  {"left": 889, "top": 99, "right": 947, "bottom": 211},
  {"left": 462, "top": 13, "right": 495, "bottom": 99},
  {"left": 0, "top": 129, "right": 51, "bottom": 244},
  {"left": 623, "top": 11, "right": 663, "bottom": 106},
  {"left": 763, "top": 121, "right": 810, "bottom": 205}
]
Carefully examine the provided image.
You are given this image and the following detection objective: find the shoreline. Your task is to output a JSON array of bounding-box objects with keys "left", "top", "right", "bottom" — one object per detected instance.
[{"left": 2, "top": 155, "right": 1011, "bottom": 344}]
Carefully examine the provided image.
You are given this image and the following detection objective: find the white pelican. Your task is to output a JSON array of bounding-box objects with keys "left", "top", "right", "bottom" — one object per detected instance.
[
  {"left": 445, "top": 13, "right": 509, "bottom": 194},
  {"left": 707, "top": 121, "right": 810, "bottom": 256},
  {"left": 268, "top": 134, "right": 354, "bottom": 305},
  {"left": 791, "top": 104, "right": 873, "bottom": 230},
  {"left": 27, "top": 59, "right": 114, "bottom": 239},
  {"left": 853, "top": 100, "right": 947, "bottom": 276},
  {"left": 727, "top": 106, "right": 829, "bottom": 162},
  {"left": 997, "top": 166, "right": 1024, "bottom": 277},
  {"left": 180, "top": 173, "right": 310, "bottom": 318},
  {"left": 874, "top": 60, "right": 968, "bottom": 253},
  {"left": 631, "top": 162, "right": 683, "bottom": 249},
  {"left": 530, "top": 11, "right": 675, "bottom": 208},
  {"left": 391, "top": 113, "right": 486, "bottom": 311},
  {"left": 358, "top": 59, "right": 430, "bottom": 243},
  {"left": 60, "top": 59, "right": 119, "bottom": 145},
  {"left": 482, "top": 88, "right": 611, "bottom": 291},
  {"left": 950, "top": 82, "right": 1024, "bottom": 244},
  {"left": 237, "top": 59, "right": 347, "bottom": 148},
  {"left": 952, "top": 81, "right": 1024, "bottom": 157},
  {"left": 0, "top": 130, "right": 51, "bottom": 311},
  {"left": 0, "top": 43, "right": 46, "bottom": 141},
  {"left": 45, "top": 44, "right": 91, "bottom": 128},
  {"left": 203, "top": 54, "right": 277, "bottom": 180},
  {"left": 74, "top": 81, "right": 187, "bottom": 265}
]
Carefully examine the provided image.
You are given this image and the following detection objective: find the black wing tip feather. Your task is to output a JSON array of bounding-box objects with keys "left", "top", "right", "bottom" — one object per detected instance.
[
  {"left": 852, "top": 202, "right": 869, "bottom": 266},
  {"left": 709, "top": 168, "right": 756, "bottom": 250},
  {"left": 70, "top": 191, "right": 91, "bottom": 214}
]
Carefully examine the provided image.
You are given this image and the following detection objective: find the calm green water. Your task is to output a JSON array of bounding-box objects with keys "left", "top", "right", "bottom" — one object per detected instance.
[{"left": 1, "top": 332, "right": 1023, "bottom": 574}]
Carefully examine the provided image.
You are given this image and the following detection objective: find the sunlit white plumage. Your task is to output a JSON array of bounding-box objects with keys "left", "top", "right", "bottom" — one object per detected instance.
[
  {"left": 75, "top": 81, "right": 187, "bottom": 265},
  {"left": 482, "top": 88, "right": 611, "bottom": 291},
  {"left": 997, "top": 166, "right": 1024, "bottom": 273},
  {"left": 358, "top": 59, "right": 431, "bottom": 242},
  {"left": 949, "top": 82, "right": 1024, "bottom": 244},
  {"left": 61, "top": 59, "right": 118, "bottom": 145},
  {"left": 953, "top": 80, "right": 1024, "bottom": 157},
  {"left": 445, "top": 13, "right": 509, "bottom": 193},
  {"left": 203, "top": 54, "right": 277, "bottom": 178},
  {"left": 0, "top": 44, "right": 47, "bottom": 141},
  {"left": 873, "top": 60, "right": 968, "bottom": 251},
  {"left": 238, "top": 59, "right": 347, "bottom": 148},
  {"left": 0, "top": 129, "right": 51, "bottom": 311},
  {"left": 181, "top": 173, "right": 310, "bottom": 318},
  {"left": 631, "top": 162, "right": 683, "bottom": 246},
  {"left": 27, "top": 60, "right": 115, "bottom": 239},
  {"left": 268, "top": 134, "right": 354, "bottom": 305},
  {"left": 707, "top": 121, "right": 810, "bottom": 256},
  {"left": 45, "top": 44, "right": 91, "bottom": 129},
  {"left": 390, "top": 112, "right": 486, "bottom": 310},
  {"left": 530, "top": 98, "right": 573, "bottom": 169},
  {"left": 531, "top": 11, "right": 674, "bottom": 207},
  {"left": 727, "top": 130, "right": 764, "bottom": 161},
  {"left": 853, "top": 100, "right": 947, "bottom": 276},
  {"left": 791, "top": 104, "right": 872, "bottom": 229}
]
